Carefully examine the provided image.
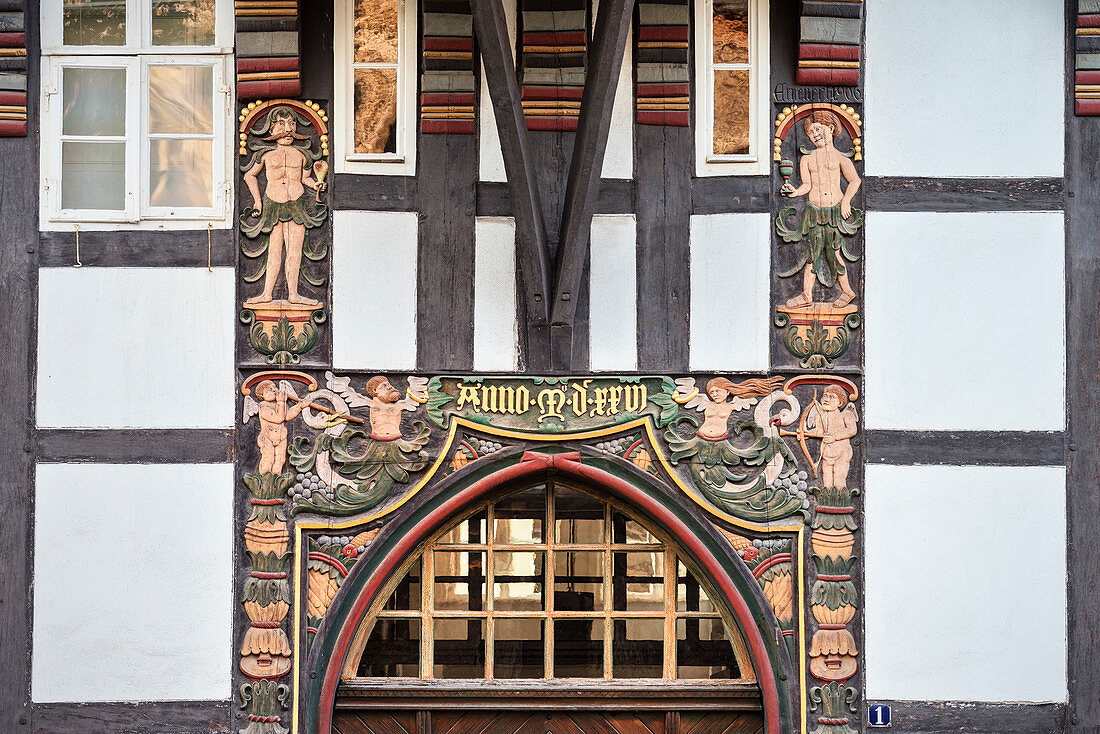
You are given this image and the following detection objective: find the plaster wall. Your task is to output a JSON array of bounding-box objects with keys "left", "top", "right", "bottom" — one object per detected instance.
[
  {"left": 333, "top": 210, "right": 419, "bottom": 369},
  {"left": 865, "top": 211, "right": 1066, "bottom": 431},
  {"left": 865, "top": 0, "right": 1064, "bottom": 177},
  {"left": 688, "top": 213, "right": 770, "bottom": 371},
  {"left": 589, "top": 214, "right": 638, "bottom": 370},
  {"left": 32, "top": 463, "right": 234, "bottom": 702},
  {"left": 474, "top": 217, "right": 519, "bottom": 370},
  {"left": 478, "top": 0, "right": 518, "bottom": 183},
  {"left": 37, "top": 268, "right": 235, "bottom": 429},
  {"left": 864, "top": 465, "right": 1067, "bottom": 703}
]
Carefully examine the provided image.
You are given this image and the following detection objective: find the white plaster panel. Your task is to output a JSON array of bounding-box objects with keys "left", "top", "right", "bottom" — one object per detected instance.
[
  {"left": 478, "top": 0, "right": 518, "bottom": 182},
  {"left": 865, "top": 212, "right": 1065, "bottom": 431},
  {"left": 37, "top": 268, "right": 234, "bottom": 429},
  {"left": 601, "top": 22, "right": 634, "bottom": 180},
  {"left": 589, "top": 215, "right": 637, "bottom": 371},
  {"left": 689, "top": 213, "right": 770, "bottom": 371},
  {"left": 474, "top": 217, "right": 518, "bottom": 370},
  {"left": 33, "top": 463, "right": 233, "bottom": 702},
  {"left": 333, "top": 210, "right": 418, "bottom": 369},
  {"left": 865, "top": 0, "right": 1064, "bottom": 177},
  {"left": 865, "top": 465, "right": 1067, "bottom": 702}
]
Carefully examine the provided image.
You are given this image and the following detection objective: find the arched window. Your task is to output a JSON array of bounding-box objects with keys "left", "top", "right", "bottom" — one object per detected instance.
[{"left": 340, "top": 481, "right": 757, "bottom": 683}]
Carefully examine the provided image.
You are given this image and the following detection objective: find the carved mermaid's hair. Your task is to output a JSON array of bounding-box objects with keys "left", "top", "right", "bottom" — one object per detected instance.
[{"left": 705, "top": 375, "right": 784, "bottom": 399}]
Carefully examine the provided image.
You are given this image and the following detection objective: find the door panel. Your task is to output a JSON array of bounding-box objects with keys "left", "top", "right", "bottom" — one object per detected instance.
[
  {"left": 680, "top": 711, "right": 765, "bottom": 734},
  {"left": 332, "top": 709, "right": 764, "bottom": 734},
  {"left": 333, "top": 710, "right": 418, "bottom": 734}
]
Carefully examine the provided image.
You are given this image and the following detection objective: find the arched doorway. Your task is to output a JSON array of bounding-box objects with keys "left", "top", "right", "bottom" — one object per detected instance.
[{"left": 307, "top": 452, "right": 793, "bottom": 734}]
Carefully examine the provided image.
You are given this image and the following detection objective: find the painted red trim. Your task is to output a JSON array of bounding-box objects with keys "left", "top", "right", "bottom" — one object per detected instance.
[
  {"left": 795, "top": 68, "right": 859, "bottom": 87},
  {"left": 0, "top": 119, "right": 26, "bottom": 136},
  {"left": 622, "top": 438, "right": 644, "bottom": 460},
  {"left": 1079, "top": 13, "right": 1100, "bottom": 27},
  {"left": 0, "top": 90, "right": 24, "bottom": 106},
  {"left": 317, "top": 453, "right": 783, "bottom": 734},
  {"left": 0, "top": 32, "right": 24, "bottom": 48},
  {"left": 421, "top": 119, "right": 476, "bottom": 134},
  {"left": 526, "top": 116, "right": 579, "bottom": 132},
  {"left": 523, "top": 30, "right": 587, "bottom": 45},
  {"left": 251, "top": 571, "right": 286, "bottom": 579},
  {"left": 423, "top": 36, "right": 474, "bottom": 51},
  {"left": 636, "top": 110, "right": 689, "bottom": 126},
  {"left": 522, "top": 85, "right": 585, "bottom": 100},
  {"left": 255, "top": 314, "right": 312, "bottom": 323},
  {"left": 817, "top": 624, "right": 848, "bottom": 631},
  {"left": 815, "top": 574, "right": 851, "bottom": 582},
  {"left": 237, "top": 57, "right": 300, "bottom": 73},
  {"left": 309, "top": 552, "right": 349, "bottom": 578},
  {"left": 798, "top": 43, "right": 860, "bottom": 61},
  {"left": 636, "top": 82, "right": 689, "bottom": 96},
  {"left": 237, "top": 79, "right": 303, "bottom": 100},
  {"left": 638, "top": 26, "right": 690, "bottom": 42},
  {"left": 751, "top": 553, "right": 792, "bottom": 579},
  {"left": 421, "top": 92, "right": 476, "bottom": 105},
  {"left": 1077, "top": 99, "right": 1100, "bottom": 116},
  {"left": 786, "top": 317, "right": 846, "bottom": 327},
  {"left": 815, "top": 506, "right": 855, "bottom": 514},
  {"left": 695, "top": 431, "right": 729, "bottom": 442}
]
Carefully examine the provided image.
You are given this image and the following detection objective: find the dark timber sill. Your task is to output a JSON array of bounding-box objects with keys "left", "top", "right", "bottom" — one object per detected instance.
[
  {"left": 865, "top": 430, "right": 1066, "bottom": 466},
  {"left": 35, "top": 429, "right": 235, "bottom": 464},
  {"left": 865, "top": 701, "right": 1065, "bottom": 734},
  {"left": 32, "top": 700, "right": 231, "bottom": 734},
  {"left": 863, "top": 176, "right": 1065, "bottom": 212},
  {"left": 38, "top": 229, "right": 236, "bottom": 268}
]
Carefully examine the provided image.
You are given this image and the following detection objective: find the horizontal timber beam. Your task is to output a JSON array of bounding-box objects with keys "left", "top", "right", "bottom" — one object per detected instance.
[
  {"left": 38, "top": 230, "right": 236, "bottom": 268},
  {"left": 863, "top": 701, "right": 1065, "bottom": 734},
  {"left": 35, "top": 429, "right": 235, "bottom": 464},
  {"left": 865, "top": 430, "right": 1066, "bottom": 466},
  {"left": 32, "top": 701, "right": 231, "bottom": 734},
  {"left": 863, "top": 176, "right": 1065, "bottom": 212}
]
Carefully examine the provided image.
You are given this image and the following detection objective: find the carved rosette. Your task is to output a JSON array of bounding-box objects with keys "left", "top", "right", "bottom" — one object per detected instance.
[
  {"left": 808, "top": 484, "right": 860, "bottom": 734},
  {"left": 239, "top": 472, "right": 293, "bottom": 734}
]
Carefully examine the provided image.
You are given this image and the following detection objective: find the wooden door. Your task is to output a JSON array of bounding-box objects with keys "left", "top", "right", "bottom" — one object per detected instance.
[{"left": 332, "top": 710, "right": 764, "bottom": 734}]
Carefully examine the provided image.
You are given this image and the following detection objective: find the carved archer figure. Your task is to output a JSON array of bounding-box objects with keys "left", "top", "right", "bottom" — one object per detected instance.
[
  {"left": 243, "top": 107, "right": 327, "bottom": 307},
  {"left": 778, "top": 110, "right": 863, "bottom": 309},
  {"left": 806, "top": 384, "right": 858, "bottom": 489}
]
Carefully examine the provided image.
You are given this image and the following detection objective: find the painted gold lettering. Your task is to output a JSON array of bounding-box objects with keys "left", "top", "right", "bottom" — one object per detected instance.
[
  {"left": 571, "top": 379, "right": 591, "bottom": 417},
  {"left": 624, "top": 384, "right": 648, "bottom": 413},
  {"left": 456, "top": 382, "right": 481, "bottom": 410},
  {"left": 589, "top": 387, "right": 608, "bottom": 417},
  {"left": 537, "top": 387, "right": 567, "bottom": 423},
  {"left": 607, "top": 385, "right": 623, "bottom": 415}
]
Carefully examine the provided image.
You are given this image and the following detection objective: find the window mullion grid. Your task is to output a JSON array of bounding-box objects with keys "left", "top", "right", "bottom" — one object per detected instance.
[
  {"left": 422, "top": 549, "right": 434, "bottom": 679},
  {"left": 544, "top": 483, "right": 556, "bottom": 680},
  {"left": 603, "top": 503, "right": 613, "bottom": 680},
  {"left": 485, "top": 503, "right": 495, "bottom": 680},
  {"left": 664, "top": 550, "right": 677, "bottom": 679}
]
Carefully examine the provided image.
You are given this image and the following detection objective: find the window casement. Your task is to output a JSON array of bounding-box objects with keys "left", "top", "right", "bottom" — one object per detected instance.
[
  {"left": 694, "top": 0, "right": 769, "bottom": 176},
  {"left": 40, "top": 1, "right": 233, "bottom": 230},
  {"left": 334, "top": 0, "right": 417, "bottom": 176}
]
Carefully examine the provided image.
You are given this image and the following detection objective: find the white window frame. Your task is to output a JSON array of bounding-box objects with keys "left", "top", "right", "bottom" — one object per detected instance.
[
  {"left": 334, "top": 0, "right": 417, "bottom": 176},
  {"left": 694, "top": 0, "right": 769, "bottom": 177},
  {"left": 40, "top": 0, "right": 233, "bottom": 231}
]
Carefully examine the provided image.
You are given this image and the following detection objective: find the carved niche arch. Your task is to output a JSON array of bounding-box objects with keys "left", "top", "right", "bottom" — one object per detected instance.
[{"left": 304, "top": 450, "right": 797, "bottom": 734}]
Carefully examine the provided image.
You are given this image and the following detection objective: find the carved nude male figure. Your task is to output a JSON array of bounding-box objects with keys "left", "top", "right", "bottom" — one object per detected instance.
[
  {"left": 256, "top": 380, "right": 312, "bottom": 474},
  {"left": 361, "top": 376, "right": 420, "bottom": 440},
  {"left": 243, "top": 108, "right": 327, "bottom": 306},
  {"left": 812, "top": 385, "right": 858, "bottom": 489},
  {"left": 779, "top": 110, "right": 862, "bottom": 308}
]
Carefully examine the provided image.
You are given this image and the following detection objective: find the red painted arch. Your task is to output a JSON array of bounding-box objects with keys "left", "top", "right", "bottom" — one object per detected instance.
[{"left": 315, "top": 451, "right": 783, "bottom": 734}]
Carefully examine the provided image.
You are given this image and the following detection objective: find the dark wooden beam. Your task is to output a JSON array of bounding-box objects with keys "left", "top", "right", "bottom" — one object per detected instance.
[
  {"left": 32, "top": 701, "right": 231, "bottom": 734},
  {"left": 39, "top": 230, "right": 236, "bottom": 268},
  {"left": 470, "top": 0, "right": 553, "bottom": 368},
  {"left": 35, "top": 429, "right": 235, "bottom": 464},
  {"left": 863, "top": 176, "right": 1065, "bottom": 212},
  {"left": 331, "top": 174, "right": 418, "bottom": 211},
  {"left": 866, "top": 701, "right": 1065, "bottom": 734},
  {"left": 865, "top": 431, "right": 1067, "bottom": 467},
  {"left": 1066, "top": 0, "right": 1100, "bottom": 729},
  {"left": 0, "top": 2, "right": 36, "bottom": 729},
  {"left": 476, "top": 179, "right": 635, "bottom": 217},
  {"left": 549, "top": 0, "right": 637, "bottom": 370}
]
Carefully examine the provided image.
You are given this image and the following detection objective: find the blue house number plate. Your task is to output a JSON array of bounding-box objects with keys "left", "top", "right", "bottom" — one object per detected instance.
[{"left": 868, "top": 704, "right": 892, "bottom": 728}]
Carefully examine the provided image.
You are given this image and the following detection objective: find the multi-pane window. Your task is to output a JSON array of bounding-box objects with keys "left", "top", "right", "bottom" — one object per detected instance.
[
  {"left": 695, "top": 0, "right": 769, "bottom": 175},
  {"left": 335, "top": 0, "right": 416, "bottom": 174},
  {"left": 345, "top": 483, "right": 755, "bottom": 682},
  {"left": 40, "top": 0, "right": 232, "bottom": 226}
]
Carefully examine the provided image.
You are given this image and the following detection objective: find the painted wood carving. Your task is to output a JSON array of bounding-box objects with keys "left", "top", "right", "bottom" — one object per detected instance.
[
  {"left": 773, "top": 104, "right": 864, "bottom": 370},
  {"left": 238, "top": 100, "right": 330, "bottom": 365}
]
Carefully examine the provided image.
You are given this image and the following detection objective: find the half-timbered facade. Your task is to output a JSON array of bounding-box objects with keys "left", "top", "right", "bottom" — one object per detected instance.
[{"left": 0, "top": 1, "right": 1084, "bottom": 733}]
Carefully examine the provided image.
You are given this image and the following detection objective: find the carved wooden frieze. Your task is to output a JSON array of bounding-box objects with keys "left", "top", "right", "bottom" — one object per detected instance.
[{"left": 234, "top": 370, "right": 863, "bottom": 734}]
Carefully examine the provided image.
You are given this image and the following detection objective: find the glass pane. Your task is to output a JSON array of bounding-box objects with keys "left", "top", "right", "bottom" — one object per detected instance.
[
  {"left": 493, "top": 486, "right": 545, "bottom": 544},
  {"left": 553, "top": 618, "right": 604, "bottom": 678},
  {"left": 612, "top": 511, "right": 658, "bottom": 544},
  {"left": 61, "top": 141, "right": 125, "bottom": 210},
  {"left": 677, "top": 618, "right": 739, "bottom": 679},
  {"left": 356, "top": 618, "right": 420, "bottom": 676},
  {"left": 436, "top": 511, "right": 485, "bottom": 544},
  {"left": 149, "top": 65, "right": 213, "bottom": 134},
  {"left": 149, "top": 139, "right": 212, "bottom": 207},
  {"left": 64, "top": 0, "right": 126, "bottom": 46},
  {"left": 152, "top": 0, "right": 216, "bottom": 46},
  {"left": 434, "top": 551, "right": 484, "bottom": 611},
  {"left": 554, "top": 551, "right": 604, "bottom": 612},
  {"left": 554, "top": 487, "right": 604, "bottom": 544},
  {"left": 677, "top": 562, "right": 717, "bottom": 614},
  {"left": 493, "top": 551, "right": 544, "bottom": 612},
  {"left": 63, "top": 67, "right": 126, "bottom": 136},
  {"left": 713, "top": 69, "right": 750, "bottom": 156},
  {"left": 494, "top": 619, "right": 544, "bottom": 679},
  {"left": 612, "top": 618, "right": 663, "bottom": 678},
  {"left": 354, "top": 69, "right": 398, "bottom": 155},
  {"left": 433, "top": 618, "right": 485, "bottom": 678},
  {"left": 612, "top": 552, "right": 664, "bottom": 612},
  {"left": 354, "top": 0, "right": 399, "bottom": 63},
  {"left": 383, "top": 559, "right": 421, "bottom": 611},
  {"left": 713, "top": 0, "right": 749, "bottom": 64}
]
